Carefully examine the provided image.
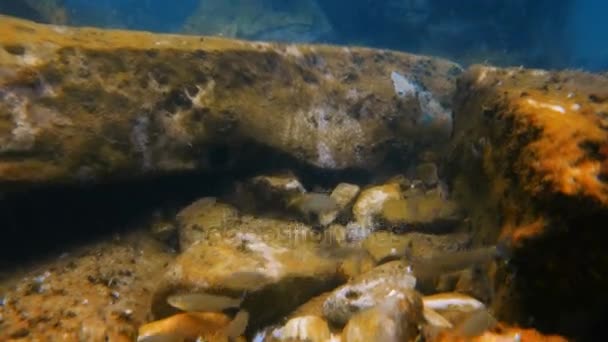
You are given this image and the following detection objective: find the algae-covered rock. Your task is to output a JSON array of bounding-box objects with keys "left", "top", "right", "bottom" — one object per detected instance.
[
  {"left": 176, "top": 197, "right": 241, "bottom": 251},
  {"left": 380, "top": 192, "right": 461, "bottom": 229},
  {"left": 0, "top": 15, "right": 459, "bottom": 187},
  {"left": 448, "top": 65, "right": 608, "bottom": 338},
  {"left": 137, "top": 311, "right": 246, "bottom": 342},
  {"left": 238, "top": 173, "right": 306, "bottom": 214},
  {"left": 272, "top": 315, "right": 333, "bottom": 342},
  {"left": 362, "top": 231, "right": 471, "bottom": 264},
  {"left": 322, "top": 261, "right": 418, "bottom": 326},
  {"left": 319, "top": 182, "right": 361, "bottom": 226},
  {"left": 352, "top": 183, "right": 403, "bottom": 229},
  {"left": 152, "top": 212, "right": 343, "bottom": 331},
  {"left": 0, "top": 231, "right": 173, "bottom": 341},
  {"left": 341, "top": 294, "right": 423, "bottom": 342}
]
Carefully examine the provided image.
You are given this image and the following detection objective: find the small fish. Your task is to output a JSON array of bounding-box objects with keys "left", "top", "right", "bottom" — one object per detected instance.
[
  {"left": 221, "top": 271, "right": 272, "bottom": 291},
  {"left": 423, "top": 307, "right": 453, "bottom": 328},
  {"left": 453, "top": 308, "right": 498, "bottom": 338},
  {"left": 422, "top": 292, "right": 485, "bottom": 312},
  {"left": 167, "top": 292, "right": 243, "bottom": 312},
  {"left": 407, "top": 245, "right": 506, "bottom": 281},
  {"left": 224, "top": 309, "right": 249, "bottom": 340},
  {"left": 287, "top": 193, "right": 339, "bottom": 217}
]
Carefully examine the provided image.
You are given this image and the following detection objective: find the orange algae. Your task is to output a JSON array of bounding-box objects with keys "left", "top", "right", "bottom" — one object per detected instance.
[
  {"left": 511, "top": 91, "right": 608, "bottom": 205},
  {"left": 499, "top": 218, "right": 546, "bottom": 247},
  {"left": 435, "top": 323, "right": 569, "bottom": 342}
]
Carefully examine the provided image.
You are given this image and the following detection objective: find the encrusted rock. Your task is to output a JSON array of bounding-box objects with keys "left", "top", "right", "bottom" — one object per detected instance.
[
  {"left": 319, "top": 183, "right": 360, "bottom": 226},
  {"left": 0, "top": 15, "right": 459, "bottom": 187},
  {"left": 380, "top": 190, "right": 461, "bottom": 230},
  {"left": 176, "top": 197, "right": 240, "bottom": 251},
  {"left": 449, "top": 65, "right": 608, "bottom": 337},
  {"left": 272, "top": 315, "right": 333, "bottom": 342},
  {"left": 239, "top": 173, "right": 306, "bottom": 214},
  {"left": 137, "top": 312, "right": 246, "bottom": 342},
  {"left": 352, "top": 183, "right": 403, "bottom": 229},
  {"left": 0, "top": 232, "right": 173, "bottom": 341},
  {"left": 362, "top": 231, "right": 471, "bottom": 264},
  {"left": 322, "top": 261, "right": 419, "bottom": 326},
  {"left": 152, "top": 211, "right": 342, "bottom": 331},
  {"left": 341, "top": 295, "right": 423, "bottom": 342}
]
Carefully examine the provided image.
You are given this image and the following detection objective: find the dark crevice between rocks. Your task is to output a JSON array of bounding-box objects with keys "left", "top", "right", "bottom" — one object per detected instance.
[
  {"left": 500, "top": 206, "right": 608, "bottom": 341},
  {"left": 0, "top": 141, "right": 376, "bottom": 271}
]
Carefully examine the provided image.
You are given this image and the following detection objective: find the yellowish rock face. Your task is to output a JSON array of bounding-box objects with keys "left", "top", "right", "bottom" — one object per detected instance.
[
  {"left": 152, "top": 208, "right": 344, "bottom": 331},
  {"left": 137, "top": 311, "right": 234, "bottom": 342},
  {"left": 449, "top": 64, "right": 608, "bottom": 336},
  {"left": 0, "top": 15, "right": 459, "bottom": 186},
  {"left": 353, "top": 183, "right": 403, "bottom": 228},
  {"left": 0, "top": 232, "right": 173, "bottom": 341}
]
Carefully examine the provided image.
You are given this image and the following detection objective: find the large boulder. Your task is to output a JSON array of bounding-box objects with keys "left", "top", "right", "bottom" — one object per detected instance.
[
  {"left": 448, "top": 65, "right": 608, "bottom": 339},
  {"left": 0, "top": 15, "right": 459, "bottom": 187},
  {"left": 151, "top": 201, "right": 345, "bottom": 332}
]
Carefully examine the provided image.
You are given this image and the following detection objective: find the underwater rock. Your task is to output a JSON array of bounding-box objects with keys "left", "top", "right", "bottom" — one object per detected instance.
[
  {"left": 151, "top": 214, "right": 342, "bottom": 331},
  {"left": 362, "top": 231, "right": 471, "bottom": 264},
  {"left": 0, "top": 15, "right": 459, "bottom": 186},
  {"left": 449, "top": 65, "right": 608, "bottom": 338},
  {"left": 380, "top": 191, "right": 461, "bottom": 231},
  {"left": 287, "top": 192, "right": 340, "bottom": 224},
  {"left": 183, "top": 0, "right": 334, "bottom": 43},
  {"left": 272, "top": 315, "right": 334, "bottom": 342},
  {"left": 352, "top": 182, "right": 403, "bottom": 229},
  {"left": 137, "top": 311, "right": 246, "bottom": 342},
  {"left": 322, "top": 260, "right": 418, "bottom": 326},
  {"left": 240, "top": 173, "right": 306, "bottom": 214},
  {"left": 319, "top": 182, "right": 360, "bottom": 226},
  {"left": 176, "top": 197, "right": 241, "bottom": 251},
  {"left": 0, "top": 231, "right": 173, "bottom": 341},
  {"left": 341, "top": 294, "right": 423, "bottom": 342}
]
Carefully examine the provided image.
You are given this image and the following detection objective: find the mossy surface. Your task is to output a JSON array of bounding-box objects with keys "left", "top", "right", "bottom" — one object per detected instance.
[
  {"left": 448, "top": 65, "right": 608, "bottom": 339},
  {"left": 0, "top": 15, "right": 459, "bottom": 187}
]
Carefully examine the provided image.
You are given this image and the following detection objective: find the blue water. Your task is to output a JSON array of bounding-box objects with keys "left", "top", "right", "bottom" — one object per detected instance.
[
  {"left": 1, "top": 0, "right": 607, "bottom": 71},
  {"left": 64, "top": 0, "right": 199, "bottom": 33}
]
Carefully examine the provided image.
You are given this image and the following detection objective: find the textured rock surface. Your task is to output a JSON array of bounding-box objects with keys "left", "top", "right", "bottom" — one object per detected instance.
[
  {"left": 176, "top": 197, "right": 240, "bottom": 251},
  {"left": 0, "top": 15, "right": 459, "bottom": 187},
  {"left": 362, "top": 231, "right": 471, "bottom": 263},
  {"left": 322, "top": 260, "right": 418, "bottom": 326},
  {"left": 137, "top": 311, "right": 246, "bottom": 342},
  {"left": 152, "top": 202, "right": 343, "bottom": 331},
  {"left": 448, "top": 65, "right": 608, "bottom": 339},
  {"left": 272, "top": 315, "right": 333, "bottom": 342},
  {"left": 319, "top": 182, "right": 360, "bottom": 226},
  {"left": 341, "top": 295, "right": 423, "bottom": 342},
  {"left": 0, "top": 231, "right": 173, "bottom": 341},
  {"left": 352, "top": 182, "right": 403, "bottom": 229}
]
